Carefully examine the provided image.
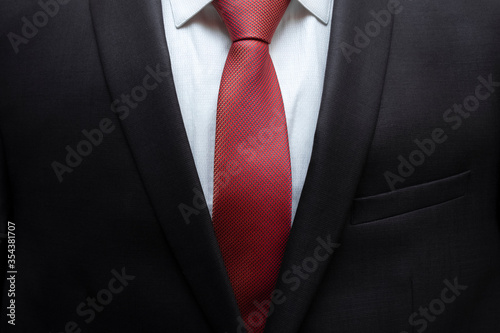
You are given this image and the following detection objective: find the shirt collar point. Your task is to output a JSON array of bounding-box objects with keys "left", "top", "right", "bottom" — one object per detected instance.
[
  {"left": 170, "top": 0, "right": 213, "bottom": 28},
  {"left": 173, "top": 17, "right": 190, "bottom": 29},
  {"left": 298, "top": 0, "right": 333, "bottom": 25}
]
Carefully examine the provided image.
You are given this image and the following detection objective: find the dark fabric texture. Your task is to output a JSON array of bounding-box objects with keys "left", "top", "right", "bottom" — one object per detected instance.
[
  {"left": 0, "top": 130, "right": 10, "bottom": 299},
  {"left": 0, "top": 0, "right": 499, "bottom": 332}
]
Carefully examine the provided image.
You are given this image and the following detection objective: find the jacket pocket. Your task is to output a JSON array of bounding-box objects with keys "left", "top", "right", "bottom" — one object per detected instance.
[{"left": 351, "top": 170, "right": 471, "bottom": 225}]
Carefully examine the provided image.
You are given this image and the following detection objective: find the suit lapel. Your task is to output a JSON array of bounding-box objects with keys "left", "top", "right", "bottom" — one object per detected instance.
[
  {"left": 264, "top": 0, "right": 395, "bottom": 331},
  {"left": 89, "top": 0, "right": 394, "bottom": 331},
  {"left": 89, "top": 1, "right": 241, "bottom": 331}
]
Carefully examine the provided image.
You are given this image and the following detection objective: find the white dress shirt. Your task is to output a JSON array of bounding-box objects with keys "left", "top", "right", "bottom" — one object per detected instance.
[{"left": 162, "top": 0, "right": 333, "bottom": 223}]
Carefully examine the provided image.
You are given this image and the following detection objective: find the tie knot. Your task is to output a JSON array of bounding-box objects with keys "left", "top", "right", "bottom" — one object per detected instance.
[{"left": 213, "top": 0, "right": 290, "bottom": 43}]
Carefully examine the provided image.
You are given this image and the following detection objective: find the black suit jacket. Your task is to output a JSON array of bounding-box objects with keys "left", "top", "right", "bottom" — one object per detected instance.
[{"left": 0, "top": 0, "right": 499, "bottom": 332}]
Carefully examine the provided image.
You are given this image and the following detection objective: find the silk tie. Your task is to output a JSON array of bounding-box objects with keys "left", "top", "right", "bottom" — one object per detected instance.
[{"left": 212, "top": 0, "right": 292, "bottom": 332}]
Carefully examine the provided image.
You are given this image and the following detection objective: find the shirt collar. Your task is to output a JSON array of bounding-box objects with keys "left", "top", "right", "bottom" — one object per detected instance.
[
  {"left": 169, "top": 0, "right": 334, "bottom": 28},
  {"left": 298, "top": 0, "right": 333, "bottom": 25}
]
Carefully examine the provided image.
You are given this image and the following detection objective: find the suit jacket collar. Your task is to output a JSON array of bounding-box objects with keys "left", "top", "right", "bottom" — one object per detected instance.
[
  {"left": 265, "top": 0, "right": 395, "bottom": 330},
  {"left": 89, "top": 0, "right": 394, "bottom": 331},
  {"left": 89, "top": 1, "right": 241, "bottom": 331}
]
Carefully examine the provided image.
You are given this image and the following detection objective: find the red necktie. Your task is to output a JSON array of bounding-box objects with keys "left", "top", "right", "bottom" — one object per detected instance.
[{"left": 212, "top": 0, "right": 292, "bottom": 332}]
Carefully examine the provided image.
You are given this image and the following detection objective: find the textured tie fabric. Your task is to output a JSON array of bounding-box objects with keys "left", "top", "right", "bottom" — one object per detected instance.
[{"left": 211, "top": 0, "right": 292, "bottom": 332}]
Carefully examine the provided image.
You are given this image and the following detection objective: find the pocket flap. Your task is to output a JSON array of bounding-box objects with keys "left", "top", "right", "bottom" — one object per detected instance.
[{"left": 351, "top": 170, "right": 471, "bottom": 225}]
